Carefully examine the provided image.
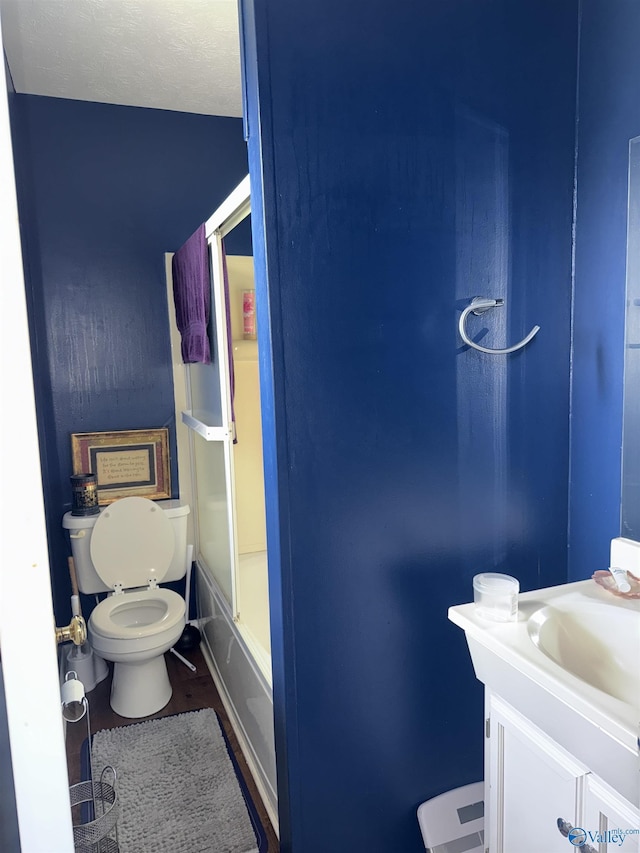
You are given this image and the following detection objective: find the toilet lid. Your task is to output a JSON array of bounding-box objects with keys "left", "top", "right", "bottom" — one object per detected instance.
[{"left": 90, "top": 497, "right": 174, "bottom": 589}]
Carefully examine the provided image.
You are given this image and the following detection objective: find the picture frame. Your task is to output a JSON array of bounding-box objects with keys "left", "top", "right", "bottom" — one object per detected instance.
[{"left": 71, "top": 428, "right": 171, "bottom": 505}]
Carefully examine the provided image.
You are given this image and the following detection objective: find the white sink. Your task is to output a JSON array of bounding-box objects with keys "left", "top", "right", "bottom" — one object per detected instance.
[
  {"left": 448, "top": 579, "right": 640, "bottom": 804},
  {"left": 527, "top": 599, "right": 640, "bottom": 706}
]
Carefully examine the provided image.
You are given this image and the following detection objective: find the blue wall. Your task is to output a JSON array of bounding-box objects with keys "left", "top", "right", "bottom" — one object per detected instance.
[
  {"left": 10, "top": 95, "right": 248, "bottom": 621},
  {"left": 569, "top": 1, "right": 640, "bottom": 578},
  {"left": 244, "top": 1, "right": 577, "bottom": 850},
  {"left": 15, "top": 2, "right": 636, "bottom": 848}
]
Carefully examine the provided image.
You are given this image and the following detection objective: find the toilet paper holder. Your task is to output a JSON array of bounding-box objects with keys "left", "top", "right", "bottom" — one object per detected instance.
[{"left": 61, "top": 670, "right": 88, "bottom": 723}]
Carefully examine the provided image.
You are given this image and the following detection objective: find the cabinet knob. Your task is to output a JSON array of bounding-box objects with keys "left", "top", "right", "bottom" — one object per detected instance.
[{"left": 556, "top": 819, "right": 598, "bottom": 853}]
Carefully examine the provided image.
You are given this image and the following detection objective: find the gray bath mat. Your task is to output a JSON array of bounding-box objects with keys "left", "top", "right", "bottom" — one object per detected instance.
[{"left": 90, "top": 709, "right": 260, "bottom": 853}]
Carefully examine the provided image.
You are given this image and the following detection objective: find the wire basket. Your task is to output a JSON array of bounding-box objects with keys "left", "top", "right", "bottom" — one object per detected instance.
[{"left": 70, "top": 766, "right": 119, "bottom": 853}]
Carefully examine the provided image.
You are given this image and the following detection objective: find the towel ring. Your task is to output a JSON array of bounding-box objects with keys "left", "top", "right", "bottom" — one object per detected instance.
[{"left": 459, "top": 297, "right": 540, "bottom": 355}]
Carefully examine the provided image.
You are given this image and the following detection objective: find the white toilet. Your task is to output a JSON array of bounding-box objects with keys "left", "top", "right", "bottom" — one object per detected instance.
[{"left": 63, "top": 496, "right": 190, "bottom": 718}]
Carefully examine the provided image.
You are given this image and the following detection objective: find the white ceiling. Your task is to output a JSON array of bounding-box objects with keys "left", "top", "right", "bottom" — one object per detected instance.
[{"left": 1, "top": 0, "right": 242, "bottom": 117}]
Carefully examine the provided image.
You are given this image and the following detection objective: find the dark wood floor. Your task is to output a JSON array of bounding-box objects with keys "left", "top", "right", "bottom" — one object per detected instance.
[{"left": 65, "top": 644, "right": 279, "bottom": 853}]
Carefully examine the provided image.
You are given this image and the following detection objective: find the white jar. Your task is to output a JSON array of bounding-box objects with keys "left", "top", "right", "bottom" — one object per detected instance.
[{"left": 473, "top": 572, "right": 519, "bottom": 622}]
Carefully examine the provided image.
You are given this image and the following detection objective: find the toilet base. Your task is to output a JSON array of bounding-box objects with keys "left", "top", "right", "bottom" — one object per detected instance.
[{"left": 110, "top": 654, "right": 172, "bottom": 718}]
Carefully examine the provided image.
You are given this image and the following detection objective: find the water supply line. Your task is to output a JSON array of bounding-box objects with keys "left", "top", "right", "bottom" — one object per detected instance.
[
  {"left": 55, "top": 614, "right": 86, "bottom": 646},
  {"left": 170, "top": 544, "right": 200, "bottom": 670}
]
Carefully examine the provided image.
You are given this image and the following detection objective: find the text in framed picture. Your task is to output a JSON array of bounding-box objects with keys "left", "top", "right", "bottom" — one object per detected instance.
[{"left": 70, "top": 428, "right": 171, "bottom": 505}]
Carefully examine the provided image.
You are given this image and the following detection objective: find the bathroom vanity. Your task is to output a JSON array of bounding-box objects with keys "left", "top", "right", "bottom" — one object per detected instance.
[{"left": 449, "top": 580, "right": 640, "bottom": 853}]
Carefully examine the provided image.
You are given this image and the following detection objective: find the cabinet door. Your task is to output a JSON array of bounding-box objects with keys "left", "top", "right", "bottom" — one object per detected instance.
[
  {"left": 487, "top": 693, "right": 590, "bottom": 853},
  {"left": 583, "top": 774, "right": 640, "bottom": 852}
]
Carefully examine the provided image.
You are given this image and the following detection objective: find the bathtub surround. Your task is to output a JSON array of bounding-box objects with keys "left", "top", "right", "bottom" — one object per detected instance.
[
  {"left": 237, "top": 551, "right": 270, "bottom": 655},
  {"left": 91, "top": 709, "right": 261, "bottom": 853}
]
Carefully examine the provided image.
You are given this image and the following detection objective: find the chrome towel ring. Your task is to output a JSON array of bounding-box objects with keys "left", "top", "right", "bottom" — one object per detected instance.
[{"left": 459, "top": 296, "right": 540, "bottom": 355}]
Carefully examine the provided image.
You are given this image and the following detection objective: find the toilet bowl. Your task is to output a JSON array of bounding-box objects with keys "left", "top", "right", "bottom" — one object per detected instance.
[
  {"left": 89, "top": 587, "right": 185, "bottom": 717},
  {"left": 63, "top": 496, "right": 190, "bottom": 718}
]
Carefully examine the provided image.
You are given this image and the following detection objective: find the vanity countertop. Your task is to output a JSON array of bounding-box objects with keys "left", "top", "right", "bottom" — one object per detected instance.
[{"left": 449, "top": 578, "right": 640, "bottom": 803}]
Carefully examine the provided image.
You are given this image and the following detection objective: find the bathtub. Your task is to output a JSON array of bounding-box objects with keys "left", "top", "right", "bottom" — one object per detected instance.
[{"left": 195, "top": 561, "right": 277, "bottom": 831}]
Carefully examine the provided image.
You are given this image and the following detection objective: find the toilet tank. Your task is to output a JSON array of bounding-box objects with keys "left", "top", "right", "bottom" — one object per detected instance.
[{"left": 62, "top": 499, "right": 190, "bottom": 594}]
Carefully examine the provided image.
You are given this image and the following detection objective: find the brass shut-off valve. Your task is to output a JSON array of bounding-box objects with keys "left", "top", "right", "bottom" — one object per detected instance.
[{"left": 55, "top": 614, "right": 87, "bottom": 646}]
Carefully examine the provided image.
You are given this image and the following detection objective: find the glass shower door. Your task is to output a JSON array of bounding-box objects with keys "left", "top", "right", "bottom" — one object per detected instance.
[
  {"left": 191, "top": 431, "right": 237, "bottom": 608},
  {"left": 182, "top": 224, "right": 242, "bottom": 615}
]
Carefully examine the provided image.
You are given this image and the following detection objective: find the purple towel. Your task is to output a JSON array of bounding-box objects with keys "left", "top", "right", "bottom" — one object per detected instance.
[{"left": 172, "top": 224, "right": 211, "bottom": 364}]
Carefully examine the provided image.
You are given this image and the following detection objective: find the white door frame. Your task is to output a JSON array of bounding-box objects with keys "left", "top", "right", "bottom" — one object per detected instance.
[{"left": 0, "top": 20, "right": 74, "bottom": 852}]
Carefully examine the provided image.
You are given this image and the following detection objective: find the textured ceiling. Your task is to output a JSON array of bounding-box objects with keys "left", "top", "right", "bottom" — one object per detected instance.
[{"left": 1, "top": 0, "right": 242, "bottom": 117}]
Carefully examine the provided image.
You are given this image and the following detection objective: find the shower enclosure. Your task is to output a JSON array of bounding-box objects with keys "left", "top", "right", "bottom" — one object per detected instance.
[{"left": 166, "top": 177, "right": 277, "bottom": 829}]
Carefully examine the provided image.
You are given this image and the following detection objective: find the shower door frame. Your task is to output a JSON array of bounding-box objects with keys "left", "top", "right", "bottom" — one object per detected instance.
[
  {"left": 166, "top": 177, "right": 277, "bottom": 827},
  {"left": 180, "top": 175, "right": 252, "bottom": 622}
]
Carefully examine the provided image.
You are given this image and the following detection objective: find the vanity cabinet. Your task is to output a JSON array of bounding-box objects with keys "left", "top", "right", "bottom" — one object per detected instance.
[
  {"left": 486, "top": 692, "right": 640, "bottom": 853},
  {"left": 584, "top": 775, "right": 640, "bottom": 853},
  {"left": 449, "top": 581, "right": 640, "bottom": 853}
]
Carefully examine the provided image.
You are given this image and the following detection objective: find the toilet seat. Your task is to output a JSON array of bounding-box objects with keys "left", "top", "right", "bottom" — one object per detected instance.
[
  {"left": 90, "top": 588, "right": 185, "bottom": 640},
  {"left": 90, "top": 496, "right": 175, "bottom": 590},
  {"left": 66, "top": 496, "right": 190, "bottom": 718}
]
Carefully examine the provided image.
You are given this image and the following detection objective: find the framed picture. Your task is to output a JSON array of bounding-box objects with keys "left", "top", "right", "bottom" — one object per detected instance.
[{"left": 71, "top": 428, "right": 171, "bottom": 505}]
